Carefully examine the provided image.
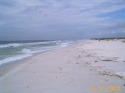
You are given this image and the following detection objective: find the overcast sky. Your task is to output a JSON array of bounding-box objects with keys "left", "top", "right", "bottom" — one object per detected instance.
[{"left": 0, "top": 0, "right": 125, "bottom": 40}]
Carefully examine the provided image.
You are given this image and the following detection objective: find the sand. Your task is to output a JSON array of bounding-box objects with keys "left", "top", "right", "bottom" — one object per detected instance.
[{"left": 0, "top": 40, "right": 125, "bottom": 93}]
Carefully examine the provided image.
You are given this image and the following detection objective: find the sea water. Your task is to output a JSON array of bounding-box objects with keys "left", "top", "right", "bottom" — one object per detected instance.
[{"left": 0, "top": 40, "right": 73, "bottom": 65}]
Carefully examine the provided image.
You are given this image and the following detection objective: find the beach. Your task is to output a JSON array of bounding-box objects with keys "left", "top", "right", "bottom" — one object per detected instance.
[{"left": 0, "top": 39, "right": 125, "bottom": 93}]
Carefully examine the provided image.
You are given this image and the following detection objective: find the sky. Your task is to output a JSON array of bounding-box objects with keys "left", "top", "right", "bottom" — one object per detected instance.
[{"left": 0, "top": 0, "right": 125, "bottom": 40}]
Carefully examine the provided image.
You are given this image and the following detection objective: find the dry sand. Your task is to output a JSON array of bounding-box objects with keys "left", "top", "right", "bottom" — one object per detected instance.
[{"left": 0, "top": 40, "right": 125, "bottom": 93}]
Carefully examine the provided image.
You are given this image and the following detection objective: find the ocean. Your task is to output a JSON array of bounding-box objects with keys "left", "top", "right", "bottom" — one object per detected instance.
[{"left": 0, "top": 40, "right": 74, "bottom": 65}]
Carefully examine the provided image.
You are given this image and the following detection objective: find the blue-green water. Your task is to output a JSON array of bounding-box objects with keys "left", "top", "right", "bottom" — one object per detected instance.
[{"left": 0, "top": 40, "right": 73, "bottom": 65}]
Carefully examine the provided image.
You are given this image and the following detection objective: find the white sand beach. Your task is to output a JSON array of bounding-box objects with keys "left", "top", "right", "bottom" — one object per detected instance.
[{"left": 0, "top": 40, "right": 125, "bottom": 93}]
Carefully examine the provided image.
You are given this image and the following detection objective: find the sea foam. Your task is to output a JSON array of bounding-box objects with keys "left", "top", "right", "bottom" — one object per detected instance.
[
  {"left": 0, "top": 40, "right": 74, "bottom": 65},
  {"left": 0, "top": 43, "right": 22, "bottom": 48},
  {"left": 0, "top": 54, "right": 31, "bottom": 65}
]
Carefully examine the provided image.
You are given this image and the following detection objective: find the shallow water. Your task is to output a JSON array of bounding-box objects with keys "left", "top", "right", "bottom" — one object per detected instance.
[{"left": 0, "top": 40, "right": 73, "bottom": 65}]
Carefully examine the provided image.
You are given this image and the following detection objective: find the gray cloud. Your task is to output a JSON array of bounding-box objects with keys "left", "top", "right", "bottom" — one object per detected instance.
[
  {"left": 0, "top": 0, "right": 125, "bottom": 40},
  {"left": 0, "top": 0, "right": 16, "bottom": 7}
]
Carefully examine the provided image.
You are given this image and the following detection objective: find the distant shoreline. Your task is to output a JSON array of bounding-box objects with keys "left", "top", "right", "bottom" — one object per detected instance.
[{"left": 91, "top": 37, "right": 125, "bottom": 40}]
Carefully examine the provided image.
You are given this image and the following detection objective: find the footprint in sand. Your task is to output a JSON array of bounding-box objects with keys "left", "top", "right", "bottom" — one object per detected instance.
[
  {"left": 58, "top": 67, "right": 63, "bottom": 70},
  {"left": 85, "top": 62, "right": 91, "bottom": 65},
  {"left": 76, "top": 61, "right": 79, "bottom": 64},
  {"left": 66, "top": 50, "right": 70, "bottom": 52},
  {"left": 86, "top": 54, "right": 93, "bottom": 57},
  {"left": 90, "top": 69, "right": 92, "bottom": 71},
  {"left": 67, "top": 61, "right": 71, "bottom": 64},
  {"left": 76, "top": 55, "right": 81, "bottom": 59},
  {"left": 95, "top": 60, "right": 98, "bottom": 63},
  {"left": 81, "top": 50, "right": 84, "bottom": 53}
]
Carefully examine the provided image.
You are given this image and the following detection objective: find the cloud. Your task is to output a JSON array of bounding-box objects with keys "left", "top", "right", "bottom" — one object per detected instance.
[
  {"left": 0, "top": 0, "right": 125, "bottom": 40},
  {"left": 122, "top": 31, "right": 125, "bottom": 33}
]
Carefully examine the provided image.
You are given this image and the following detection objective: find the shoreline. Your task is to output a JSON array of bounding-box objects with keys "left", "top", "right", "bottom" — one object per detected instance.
[
  {"left": 0, "top": 54, "right": 35, "bottom": 77},
  {"left": 0, "top": 40, "right": 125, "bottom": 93},
  {"left": 0, "top": 40, "right": 75, "bottom": 67},
  {"left": 0, "top": 42, "right": 76, "bottom": 77}
]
